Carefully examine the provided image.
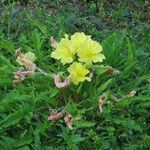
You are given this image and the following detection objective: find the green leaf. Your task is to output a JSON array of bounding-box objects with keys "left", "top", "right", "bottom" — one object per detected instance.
[
  {"left": 0, "top": 105, "right": 33, "bottom": 128},
  {"left": 75, "top": 120, "right": 95, "bottom": 128},
  {"left": 0, "top": 94, "right": 30, "bottom": 113},
  {"left": 0, "top": 39, "right": 15, "bottom": 54},
  {"left": 50, "top": 88, "right": 59, "bottom": 98},
  {"left": 102, "top": 32, "right": 125, "bottom": 66},
  {"left": 127, "top": 119, "right": 142, "bottom": 132},
  {"left": 93, "top": 65, "right": 109, "bottom": 75},
  {"left": 97, "top": 78, "right": 113, "bottom": 94},
  {"left": 142, "top": 135, "right": 150, "bottom": 148},
  {"left": 31, "top": 30, "right": 43, "bottom": 51},
  {"left": 27, "top": 15, "right": 49, "bottom": 36},
  {"left": 17, "top": 146, "right": 30, "bottom": 150},
  {"left": 14, "top": 134, "right": 32, "bottom": 148},
  {"left": 0, "top": 136, "right": 15, "bottom": 150},
  {"left": 70, "top": 134, "right": 84, "bottom": 143}
]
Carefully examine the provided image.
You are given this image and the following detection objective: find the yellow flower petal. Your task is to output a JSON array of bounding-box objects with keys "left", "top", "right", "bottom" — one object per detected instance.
[
  {"left": 93, "top": 54, "right": 106, "bottom": 63},
  {"left": 70, "top": 32, "right": 90, "bottom": 52},
  {"left": 51, "top": 35, "right": 75, "bottom": 65},
  {"left": 77, "top": 37, "right": 105, "bottom": 64},
  {"left": 68, "top": 62, "right": 90, "bottom": 85}
]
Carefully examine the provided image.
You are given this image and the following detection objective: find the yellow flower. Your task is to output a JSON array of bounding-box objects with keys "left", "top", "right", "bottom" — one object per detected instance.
[
  {"left": 68, "top": 62, "right": 90, "bottom": 85},
  {"left": 70, "top": 32, "right": 90, "bottom": 52},
  {"left": 77, "top": 37, "right": 105, "bottom": 65},
  {"left": 51, "top": 35, "right": 75, "bottom": 65}
]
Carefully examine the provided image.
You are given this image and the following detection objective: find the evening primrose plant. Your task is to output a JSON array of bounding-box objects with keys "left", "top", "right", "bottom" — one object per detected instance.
[
  {"left": 1, "top": 1, "right": 149, "bottom": 149},
  {"left": 13, "top": 32, "right": 107, "bottom": 129}
]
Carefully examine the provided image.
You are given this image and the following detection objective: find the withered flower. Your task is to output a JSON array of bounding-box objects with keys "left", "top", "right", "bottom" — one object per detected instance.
[
  {"left": 50, "top": 36, "right": 58, "bottom": 48},
  {"left": 54, "top": 75, "right": 71, "bottom": 89},
  {"left": 64, "top": 113, "right": 74, "bottom": 130},
  {"left": 48, "top": 111, "right": 64, "bottom": 122},
  {"left": 107, "top": 67, "right": 120, "bottom": 75},
  {"left": 128, "top": 90, "right": 137, "bottom": 97},
  {"left": 13, "top": 70, "right": 32, "bottom": 84},
  {"left": 98, "top": 95, "right": 107, "bottom": 113},
  {"left": 16, "top": 49, "right": 36, "bottom": 71}
]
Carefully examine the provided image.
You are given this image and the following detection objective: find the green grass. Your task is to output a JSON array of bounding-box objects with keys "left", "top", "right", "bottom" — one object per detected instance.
[{"left": 0, "top": 0, "right": 150, "bottom": 150}]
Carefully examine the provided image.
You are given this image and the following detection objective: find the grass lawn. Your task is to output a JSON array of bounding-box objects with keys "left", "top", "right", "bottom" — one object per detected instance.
[{"left": 0, "top": 0, "right": 150, "bottom": 149}]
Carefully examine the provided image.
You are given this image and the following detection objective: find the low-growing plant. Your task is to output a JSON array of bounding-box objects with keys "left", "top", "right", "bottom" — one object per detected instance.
[{"left": 0, "top": 0, "right": 150, "bottom": 150}]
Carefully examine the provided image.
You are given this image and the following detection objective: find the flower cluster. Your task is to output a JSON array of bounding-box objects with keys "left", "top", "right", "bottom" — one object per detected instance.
[{"left": 51, "top": 32, "right": 105, "bottom": 85}]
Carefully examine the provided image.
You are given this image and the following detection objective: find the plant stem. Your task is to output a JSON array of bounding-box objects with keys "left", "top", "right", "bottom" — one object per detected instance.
[{"left": 36, "top": 67, "right": 55, "bottom": 78}]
